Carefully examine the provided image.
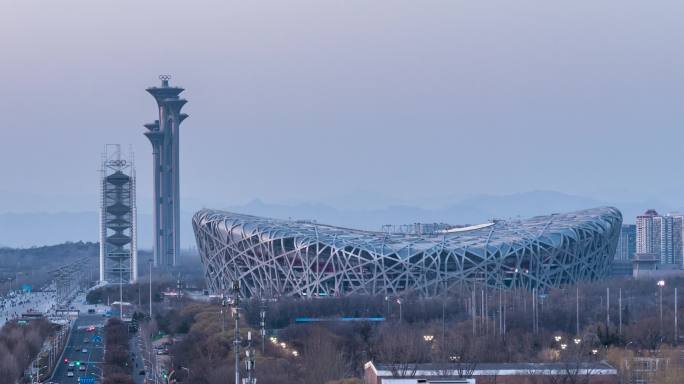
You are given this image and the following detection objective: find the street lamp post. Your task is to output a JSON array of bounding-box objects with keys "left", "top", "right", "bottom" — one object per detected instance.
[
  {"left": 396, "top": 299, "right": 402, "bottom": 323},
  {"left": 148, "top": 259, "right": 153, "bottom": 320},
  {"left": 675, "top": 287, "right": 678, "bottom": 344},
  {"left": 260, "top": 301, "right": 266, "bottom": 354},
  {"left": 119, "top": 264, "right": 123, "bottom": 319},
  {"left": 245, "top": 331, "right": 256, "bottom": 384},
  {"left": 232, "top": 281, "right": 241, "bottom": 384},
  {"left": 658, "top": 280, "right": 665, "bottom": 335},
  {"left": 221, "top": 295, "right": 226, "bottom": 333},
  {"left": 385, "top": 296, "right": 390, "bottom": 318},
  {"left": 576, "top": 286, "right": 580, "bottom": 335}
]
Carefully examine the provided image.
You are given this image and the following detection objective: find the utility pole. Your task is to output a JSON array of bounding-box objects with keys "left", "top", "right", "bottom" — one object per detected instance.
[{"left": 232, "top": 281, "right": 241, "bottom": 384}]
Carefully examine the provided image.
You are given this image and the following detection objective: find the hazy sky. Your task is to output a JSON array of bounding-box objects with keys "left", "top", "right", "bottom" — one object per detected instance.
[{"left": 1, "top": 0, "right": 682, "bottom": 213}]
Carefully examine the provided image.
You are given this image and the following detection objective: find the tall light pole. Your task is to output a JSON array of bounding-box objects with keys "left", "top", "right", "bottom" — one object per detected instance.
[
  {"left": 221, "top": 294, "right": 226, "bottom": 333},
  {"left": 472, "top": 289, "right": 476, "bottom": 336},
  {"left": 442, "top": 289, "right": 447, "bottom": 342},
  {"left": 385, "top": 296, "right": 390, "bottom": 318},
  {"left": 119, "top": 265, "right": 123, "bottom": 319},
  {"left": 148, "top": 259, "right": 153, "bottom": 320},
  {"left": 675, "top": 287, "right": 678, "bottom": 344},
  {"left": 658, "top": 280, "right": 665, "bottom": 335},
  {"left": 245, "top": 331, "right": 256, "bottom": 384},
  {"left": 619, "top": 288, "right": 622, "bottom": 335},
  {"left": 232, "top": 281, "right": 241, "bottom": 384},
  {"left": 576, "top": 286, "right": 580, "bottom": 335},
  {"left": 607, "top": 287, "right": 611, "bottom": 327},
  {"left": 396, "top": 298, "right": 402, "bottom": 323},
  {"left": 260, "top": 298, "right": 266, "bottom": 354}
]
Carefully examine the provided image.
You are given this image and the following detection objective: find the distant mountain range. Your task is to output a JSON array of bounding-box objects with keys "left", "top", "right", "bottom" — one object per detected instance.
[{"left": 0, "top": 190, "right": 677, "bottom": 248}]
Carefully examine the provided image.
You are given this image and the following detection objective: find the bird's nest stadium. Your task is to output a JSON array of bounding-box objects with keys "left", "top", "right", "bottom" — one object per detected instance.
[{"left": 193, "top": 207, "right": 622, "bottom": 298}]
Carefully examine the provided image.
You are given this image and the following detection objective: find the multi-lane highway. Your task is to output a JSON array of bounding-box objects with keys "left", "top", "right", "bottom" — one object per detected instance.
[{"left": 50, "top": 313, "right": 105, "bottom": 383}]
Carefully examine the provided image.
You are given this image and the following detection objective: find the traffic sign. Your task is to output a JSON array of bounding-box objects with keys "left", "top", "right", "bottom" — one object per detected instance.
[{"left": 79, "top": 377, "right": 96, "bottom": 384}]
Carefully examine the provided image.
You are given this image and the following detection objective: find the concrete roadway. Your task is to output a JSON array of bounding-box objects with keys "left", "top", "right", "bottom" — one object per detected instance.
[
  {"left": 50, "top": 314, "right": 105, "bottom": 383},
  {"left": 130, "top": 333, "right": 147, "bottom": 384}
]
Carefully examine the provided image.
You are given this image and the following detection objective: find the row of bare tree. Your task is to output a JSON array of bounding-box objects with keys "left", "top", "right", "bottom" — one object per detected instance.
[
  {"left": 0, "top": 318, "right": 54, "bottom": 383},
  {"left": 103, "top": 317, "right": 134, "bottom": 384},
  {"left": 157, "top": 276, "right": 684, "bottom": 383}
]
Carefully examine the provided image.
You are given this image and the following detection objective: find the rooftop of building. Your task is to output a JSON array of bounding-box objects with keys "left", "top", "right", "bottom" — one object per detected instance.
[{"left": 366, "top": 361, "right": 618, "bottom": 376}]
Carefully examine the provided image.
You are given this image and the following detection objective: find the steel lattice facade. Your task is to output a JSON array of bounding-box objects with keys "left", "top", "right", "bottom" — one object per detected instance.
[
  {"left": 99, "top": 144, "right": 137, "bottom": 284},
  {"left": 193, "top": 207, "right": 622, "bottom": 298}
]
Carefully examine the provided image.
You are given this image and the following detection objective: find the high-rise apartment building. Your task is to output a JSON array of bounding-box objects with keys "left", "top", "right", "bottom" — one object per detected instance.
[
  {"left": 636, "top": 210, "right": 683, "bottom": 267},
  {"left": 636, "top": 209, "right": 659, "bottom": 254},
  {"left": 615, "top": 224, "right": 636, "bottom": 261},
  {"left": 660, "top": 214, "right": 683, "bottom": 265}
]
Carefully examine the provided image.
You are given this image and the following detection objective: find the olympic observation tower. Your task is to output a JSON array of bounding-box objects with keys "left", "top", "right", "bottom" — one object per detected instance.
[
  {"left": 99, "top": 144, "right": 138, "bottom": 283},
  {"left": 144, "top": 75, "right": 189, "bottom": 268}
]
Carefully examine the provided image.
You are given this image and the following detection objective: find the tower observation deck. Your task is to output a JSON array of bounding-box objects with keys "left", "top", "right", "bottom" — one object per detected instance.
[{"left": 144, "top": 76, "right": 189, "bottom": 267}]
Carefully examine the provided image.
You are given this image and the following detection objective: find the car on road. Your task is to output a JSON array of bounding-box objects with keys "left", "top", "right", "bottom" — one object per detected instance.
[
  {"left": 67, "top": 371, "right": 74, "bottom": 377},
  {"left": 82, "top": 348, "right": 88, "bottom": 353},
  {"left": 68, "top": 362, "right": 75, "bottom": 368},
  {"left": 79, "top": 365, "right": 86, "bottom": 371}
]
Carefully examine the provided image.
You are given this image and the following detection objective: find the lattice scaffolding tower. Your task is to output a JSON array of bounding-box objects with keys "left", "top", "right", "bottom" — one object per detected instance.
[{"left": 99, "top": 144, "right": 138, "bottom": 283}]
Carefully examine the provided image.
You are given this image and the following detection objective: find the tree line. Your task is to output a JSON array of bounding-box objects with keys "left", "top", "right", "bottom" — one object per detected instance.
[
  {"left": 0, "top": 319, "right": 54, "bottom": 383},
  {"left": 153, "top": 276, "right": 684, "bottom": 383},
  {"left": 103, "top": 317, "right": 134, "bottom": 384}
]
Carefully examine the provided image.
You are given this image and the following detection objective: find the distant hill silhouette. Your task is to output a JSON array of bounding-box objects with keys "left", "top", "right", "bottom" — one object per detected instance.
[{"left": 0, "top": 190, "right": 674, "bottom": 248}]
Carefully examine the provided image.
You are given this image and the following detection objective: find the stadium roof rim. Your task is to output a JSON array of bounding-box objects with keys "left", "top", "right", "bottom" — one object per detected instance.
[{"left": 193, "top": 206, "right": 621, "bottom": 242}]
